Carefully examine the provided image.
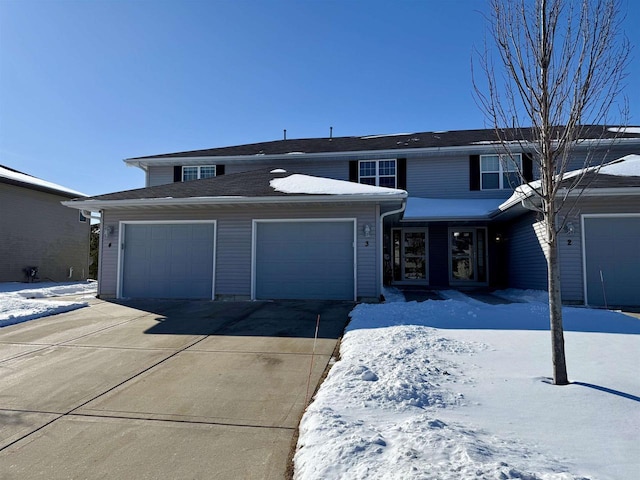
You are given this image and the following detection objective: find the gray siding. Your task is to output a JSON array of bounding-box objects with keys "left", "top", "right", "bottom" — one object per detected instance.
[
  {"left": 505, "top": 196, "right": 640, "bottom": 303},
  {"left": 147, "top": 165, "right": 175, "bottom": 186},
  {"left": 558, "top": 195, "right": 640, "bottom": 303},
  {"left": 506, "top": 212, "right": 548, "bottom": 291},
  {"left": 224, "top": 159, "right": 349, "bottom": 180},
  {"left": 564, "top": 145, "right": 640, "bottom": 173},
  {"left": 143, "top": 144, "right": 639, "bottom": 194},
  {"left": 0, "top": 184, "right": 90, "bottom": 282},
  {"left": 98, "top": 203, "right": 379, "bottom": 300}
]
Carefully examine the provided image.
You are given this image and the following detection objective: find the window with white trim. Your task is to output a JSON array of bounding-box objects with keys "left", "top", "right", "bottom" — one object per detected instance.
[
  {"left": 358, "top": 159, "right": 396, "bottom": 188},
  {"left": 182, "top": 165, "right": 216, "bottom": 181},
  {"left": 480, "top": 154, "right": 522, "bottom": 190}
]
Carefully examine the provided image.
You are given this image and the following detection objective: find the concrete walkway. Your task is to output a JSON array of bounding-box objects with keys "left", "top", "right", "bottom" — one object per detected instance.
[{"left": 0, "top": 299, "right": 353, "bottom": 479}]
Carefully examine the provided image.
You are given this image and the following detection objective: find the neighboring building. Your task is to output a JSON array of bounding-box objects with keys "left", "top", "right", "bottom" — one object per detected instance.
[
  {"left": 0, "top": 165, "right": 90, "bottom": 282},
  {"left": 63, "top": 126, "right": 640, "bottom": 306}
]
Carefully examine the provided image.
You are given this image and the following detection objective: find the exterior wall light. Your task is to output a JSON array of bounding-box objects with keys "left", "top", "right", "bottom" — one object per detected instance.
[
  {"left": 363, "top": 224, "right": 372, "bottom": 237},
  {"left": 564, "top": 222, "right": 574, "bottom": 235}
]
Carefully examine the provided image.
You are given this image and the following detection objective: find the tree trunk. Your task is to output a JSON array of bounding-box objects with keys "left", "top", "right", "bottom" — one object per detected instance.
[{"left": 546, "top": 215, "right": 569, "bottom": 385}]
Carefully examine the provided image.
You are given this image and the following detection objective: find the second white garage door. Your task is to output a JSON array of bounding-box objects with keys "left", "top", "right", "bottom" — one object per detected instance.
[{"left": 254, "top": 220, "right": 355, "bottom": 300}]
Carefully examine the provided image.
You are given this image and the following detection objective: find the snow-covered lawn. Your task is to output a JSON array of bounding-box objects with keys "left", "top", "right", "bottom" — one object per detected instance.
[
  {"left": 295, "top": 290, "right": 640, "bottom": 480},
  {"left": 0, "top": 281, "right": 97, "bottom": 328}
]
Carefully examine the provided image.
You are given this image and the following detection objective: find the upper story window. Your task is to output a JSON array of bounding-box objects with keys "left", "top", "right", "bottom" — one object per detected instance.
[
  {"left": 358, "top": 159, "right": 396, "bottom": 188},
  {"left": 480, "top": 154, "right": 522, "bottom": 190},
  {"left": 182, "top": 165, "right": 216, "bottom": 182}
]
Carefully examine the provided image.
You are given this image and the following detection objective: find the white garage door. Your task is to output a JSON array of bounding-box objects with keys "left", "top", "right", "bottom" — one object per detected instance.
[
  {"left": 120, "top": 222, "right": 215, "bottom": 299},
  {"left": 254, "top": 220, "right": 355, "bottom": 300},
  {"left": 583, "top": 215, "right": 640, "bottom": 307}
]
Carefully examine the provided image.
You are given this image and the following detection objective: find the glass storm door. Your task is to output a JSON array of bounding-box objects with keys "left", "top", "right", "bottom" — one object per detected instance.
[
  {"left": 449, "top": 229, "right": 487, "bottom": 283},
  {"left": 392, "top": 229, "right": 427, "bottom": 282}
]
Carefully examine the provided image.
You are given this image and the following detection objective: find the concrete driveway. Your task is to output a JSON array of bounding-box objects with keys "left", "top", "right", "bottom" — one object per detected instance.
[{"left": 0, "top": 299, "right": 353, "bottom": 479}]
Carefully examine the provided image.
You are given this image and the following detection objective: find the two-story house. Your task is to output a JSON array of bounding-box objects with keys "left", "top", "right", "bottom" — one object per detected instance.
[
  {"left": 64, "top": 126, "right": 640, "bottom": 306},
  {"left": 1, "top": 165, "right": 91, "bottom": 282}
]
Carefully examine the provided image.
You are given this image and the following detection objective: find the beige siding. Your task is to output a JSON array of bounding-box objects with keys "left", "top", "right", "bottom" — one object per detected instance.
[
  {"left": 98, "top": 203, "right": 379, "bottom": 300},
  {"left": 0, "top": 184, "right": 90, "bottom": 282}
]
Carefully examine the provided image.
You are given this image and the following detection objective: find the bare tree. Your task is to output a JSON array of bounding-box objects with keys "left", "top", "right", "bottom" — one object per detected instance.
[{"left": 474, "top": 0, "right": 630, "bottom": 385}]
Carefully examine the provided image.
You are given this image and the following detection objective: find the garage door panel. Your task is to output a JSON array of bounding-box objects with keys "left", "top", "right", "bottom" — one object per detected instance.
[
  {"left": 584, "top": 216, "right": 640, "bottom": 307},
  {"left": 122, "top": 223, "right": 215, "bottom": 299},
  {"left": 255, "top": 221, "right": 355, "bottom": 300}
]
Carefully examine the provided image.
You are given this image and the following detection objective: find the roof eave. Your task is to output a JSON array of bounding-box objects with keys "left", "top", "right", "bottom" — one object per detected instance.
[
  {"left": 62, "top": 193, "right": 408, "bottom": 211},
  {"left": 1, "top": 177, "right": 87, "bottom": 199},
  {"left": 123, "top": 137, "right": 640, "bottom": 170}
]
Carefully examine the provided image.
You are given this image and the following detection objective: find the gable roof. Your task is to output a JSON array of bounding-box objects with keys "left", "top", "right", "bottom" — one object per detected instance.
[
  {"left": 63, "top": 168, "right": 407, "bottom": 210},
  {"left": 0, "top": 164, "right": 86, "bottom": 198},
  {"left": 126, "top": 125, "right": 640, "bottom": 162},
  {"left": 499, "top": 154, "right": 640, "bottom": 212}
]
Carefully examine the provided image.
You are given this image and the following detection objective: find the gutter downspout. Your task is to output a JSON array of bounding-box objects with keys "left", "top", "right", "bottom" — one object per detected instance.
[
  {"left": 81, "top": 209, "right": 101, "bottom": 220},
  {"left": 378, "top": 200, "right": 406, "bottom": 300}
]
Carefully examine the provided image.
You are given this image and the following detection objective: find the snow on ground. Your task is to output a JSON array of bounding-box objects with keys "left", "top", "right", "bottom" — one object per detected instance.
[
  {"left": 0, "top": 281, "right": 97, "bottom": 327},
  {"left": 295, "top": 292, "right": 640, "bottom": 480}
]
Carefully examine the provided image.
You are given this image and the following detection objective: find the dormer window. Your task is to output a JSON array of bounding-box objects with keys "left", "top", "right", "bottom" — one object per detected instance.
[
  {"left": 358, "top": 159, "right": 397, "bottom": 188},
  {"left": 480, "top": 154, "right": 522, "bottom": 190},
  {"left": 183, "top": 165, "right": 216, "bottom": 181}
]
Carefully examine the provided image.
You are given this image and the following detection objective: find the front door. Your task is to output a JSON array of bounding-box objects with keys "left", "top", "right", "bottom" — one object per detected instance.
[
  {"left": 392, "top": 229, "right": 428, "bottom": 283},
  {"left": 449, "top": 228, "right": 487, "bottom": 284}
]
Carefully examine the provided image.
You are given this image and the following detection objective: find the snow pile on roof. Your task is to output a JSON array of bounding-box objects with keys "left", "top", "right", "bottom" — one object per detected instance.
[
  {"left": 607, "top": 126, "right": 640, "bottom": 135},
  {"left": 0, "top": 165, "right": 86, "bottom": 197},
  {"left": 270, "top": 174, "right": 407, "bottom": 196},
  {"left": 598, "top": 154, "right": 640, "bottom": 176},
  {"left": 295, "top": 292, "right": 640, "bottom": 479},
  {"left": 0, "top": 281, "right": 96, "bottom": 328},
  {"left": 500, "top": 154, "right": 640, "bottom": 210},
  {"left": 360, "top": 133, "right": 413, "bottom": 139},
  {"left": 404, "top": 197, "right": 504, "bottom": 220}
]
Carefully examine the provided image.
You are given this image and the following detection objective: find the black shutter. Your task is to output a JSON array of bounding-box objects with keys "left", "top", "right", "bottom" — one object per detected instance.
[
  {"left": 397, "top": 158, "right": 407, "bottom": 189},
  {"left": 522, "top": 153, "right": 533, "bottom": 182},
  {"left": 173, "top": 166, "right": 182, "bottom": 182},
  {"left": 349, "top": 160, "right": 358, "bottom": 182},
  {"left": 469, "top": 155, "right": 480, "bottom": 191},
  {"left": 216, "top": 164, "right": 225, "bottom": 176}
]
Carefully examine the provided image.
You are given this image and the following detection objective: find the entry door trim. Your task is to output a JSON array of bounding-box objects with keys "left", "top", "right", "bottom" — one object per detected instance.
[
  {"left": 117, "top": 220, "right": 217, "bottom": 300},
  {"left": 448, "top": 227, "right": 488, "bottom": 285},
  {"left": 581, "top": 213, "right": 640, "bottom": 306},
  {"left": 391, "top": 228, "right": 429, "bottom": 284},
  {"left": 251, "top": 218, "right": 357, "bottom": 301}
]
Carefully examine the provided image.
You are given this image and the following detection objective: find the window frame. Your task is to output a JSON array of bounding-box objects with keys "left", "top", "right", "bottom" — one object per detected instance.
[
  {"left": 480, "top": 153, "right": 522, "bottom": 190},
  {"left": 182, "top": 165, "right": 217, "bottom": 182},
  {"left": 358, "top": 159, "right": 397, "bottom": 188}
]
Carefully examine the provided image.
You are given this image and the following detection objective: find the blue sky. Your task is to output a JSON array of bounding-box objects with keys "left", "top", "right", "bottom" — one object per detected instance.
[{"left": 1, "top": 0, "right": 639, "bottom": 196}]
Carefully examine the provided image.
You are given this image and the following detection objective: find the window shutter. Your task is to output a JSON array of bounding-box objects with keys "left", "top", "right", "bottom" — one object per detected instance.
[
  {"left": 522, "top": 153, "right": 533, "bottom": 182},
  {"left": 173, "top": 166, "right": 182, "bottom": 182},
  {"left": 349, "top": 160, "right": 358, "bottom": 182},
  {"left": 397, "top": 158, "right": 407, "bottom": 189},
  {"left": 469, "top": 155, "right": 480, "bottom": 190},
  {"left": 216, "top": 164, "right": 225, "bottom": 176}
]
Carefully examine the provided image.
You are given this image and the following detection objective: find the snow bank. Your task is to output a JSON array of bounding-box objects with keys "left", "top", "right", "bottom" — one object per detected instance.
[
  {"left": 0, "top": 281, "right": 97, "bottom": 327},
  {"left": 295, "top": 293, "right": 640, "bottom": 479}
]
